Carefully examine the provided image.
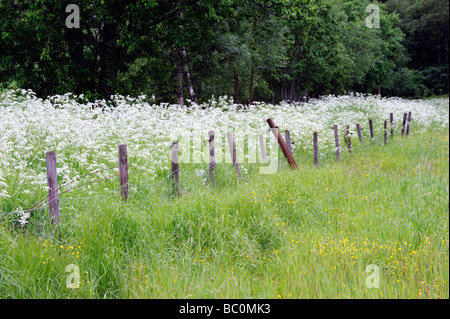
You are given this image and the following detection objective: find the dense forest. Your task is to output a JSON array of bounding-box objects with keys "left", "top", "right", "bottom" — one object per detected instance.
[{"left": 0, "top": 0, "right": 448, "bottom": 104}]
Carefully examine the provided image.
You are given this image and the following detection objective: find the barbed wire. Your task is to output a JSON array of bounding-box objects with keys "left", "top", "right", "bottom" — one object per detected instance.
[
  {"left": 24, "top": 165, "right": 120, "bottom": 214},
  {"left": 0, "top": 205, "right": 46, "bottom": 216},
  {"left": 1, "top": 128, "right": 413, "bottom": 233},
  {"left": 0, "top": 161, "right": 212, "bottom": 221},
  {"left": 60, "top": 183, "right": 127, "bottom": 201}
]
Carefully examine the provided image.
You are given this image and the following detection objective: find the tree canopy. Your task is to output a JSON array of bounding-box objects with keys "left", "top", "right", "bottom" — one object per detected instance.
[{"left": 0, "top": 0, "right": 448, "bottom": 103}]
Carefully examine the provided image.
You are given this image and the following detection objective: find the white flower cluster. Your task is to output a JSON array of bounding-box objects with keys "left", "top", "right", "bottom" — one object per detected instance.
[
  {"left": 18, "top": 211, "right": 30, "bottom": 226},
  {"left": 0, "top": 89, "right": 448, "bottom": 200}
]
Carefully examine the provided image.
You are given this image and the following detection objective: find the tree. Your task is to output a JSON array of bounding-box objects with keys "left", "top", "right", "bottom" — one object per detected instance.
[
  {"left": 385, "top": 0, "right": 449, "bottom": 95},
  {"left": 1, "top": 0, "right": 442, "bottom": 101},
  {"left": 0, "top": 0, "right": 231, "bottom": 101}
]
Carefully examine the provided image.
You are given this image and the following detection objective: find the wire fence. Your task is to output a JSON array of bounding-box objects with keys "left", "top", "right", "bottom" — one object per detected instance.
[
  {"left": 0, "top": 140, "right": 391, "bottom": 216},
  {"left": 0, "top": 117, "right": 413, "bottom": 238},
  {"left": 0, "top": 160, "right": 240, "bottom": 238}
]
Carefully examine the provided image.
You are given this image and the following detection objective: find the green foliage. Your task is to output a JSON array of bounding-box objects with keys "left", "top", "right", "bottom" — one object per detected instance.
[
  {"left": 0, "top": 0, "right": 447, "bottom": 101},
  {"left": 384, "top": 67, "right": 431, "bottom": 98},
  {"left": 385, "top": 0, "right": 449, "bottom": 96}
]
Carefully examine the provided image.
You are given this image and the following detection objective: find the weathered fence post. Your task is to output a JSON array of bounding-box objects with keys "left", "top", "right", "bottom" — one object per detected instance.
[
  {"left": 384, "top": 120, "right": 388, "bottom": 145},
  {"left": 266, "top": 118, "right": 298, "bottom": 169},
  {"left": 356, "top": 123, "right": 364, "bottom": 147},
  {"left": 118, "top": 144, "right": 129, "bottom": 201},
  {"left": 171, "top": 142, "right": 180, "bottom": 196},
  {"left": 401, "top": 113, "right": 407, "bottom": 136},
  {"left": 406, "top": 111, "right": 412, "bottom": 136},
  {"left": 334, "top": 125, "right": 341, "bottom": 162},
  {"left": 344, "top": 125, "right": 352, "bottom": 153},
  {"left": 390, "top": 113, "right": 394, "bottom": 137},
  {"left": 285, "top": 130, "right": 292, "bottom": 154},
  {"left": 226, "top": 132, "right": 241, "bottom": 178},
  {"left": 369, "top": 119, "right": 374, "bottom": 141},
  {"left": 208, "top": 131, "right": 215, "bottom": 187},
  {"left": 259, "top": 134, "right": 267, "bottom": 164},
  {"left": 45, "top": 151, "right": 60, "bottom": 226},
  {"left": 313, "top": 132, "right": 319, "bottom": 167}
]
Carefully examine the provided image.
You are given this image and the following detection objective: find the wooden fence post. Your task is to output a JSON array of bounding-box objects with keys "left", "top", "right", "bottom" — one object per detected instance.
[
  {"left": 118, "top": 144, "right": 129, "bottom": 201},
  {"left": 171, "top": 142, "right": 180, "bottom": 196},
  {"left": 344, "top": 125, "right": 352, "bottom": 153},
  {"left": 313, "top": 132, "right": 319, "bottom": 167},
  {"left": 356, "top": 123, "right": 364, "bottom": 147},
  {"left": 390, "top": 113, "right": 394, "bottom": 137},
  {"left": 384, "top": 120, "right": 388, "bottom": 145},
  {"left": 226, "top": 132, "right": 241, "bottom": 178},
  {"left": 334, "top": 125, "right": 341, "bottom": 162},
  {"left": 208, "top": 131, "right": 215, "bottom": 187},
  {"left": 406, "top": 111, "right": 412, "bottom": 136},
  {"left": 369, "top": 119, "right": 374, "bottom": 141},
  {"left": 401, "top": 113, "right": 407, "bottom": 136},
  {"left": 285, "top": 130, "right": 292, "bottom": 154},
  {"left": 259, "top": 134, "right": 267, "bottom": 164},
  {"left": 45, "top": 151, "right": 60, "bottom": 226},
  {"left": 266, "top": 118, "right": 298, "bottom": 169}
]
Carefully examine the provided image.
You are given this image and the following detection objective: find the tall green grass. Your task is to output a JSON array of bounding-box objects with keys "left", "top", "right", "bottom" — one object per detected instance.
[{"left": 0, "top": 128, "right": 448, "bottom": 299}]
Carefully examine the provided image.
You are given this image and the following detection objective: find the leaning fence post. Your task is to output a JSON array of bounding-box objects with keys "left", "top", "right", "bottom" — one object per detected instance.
[
  {"left": 406, "top": 112, "right": 412, "bottom": 136},
  {"left": 401, "top": 113, "right": 407, "bottom": 136},
  {"left": 171, "top": 142, "right": 180, "bottom": 196},
  {"left": 227, "top": 132, "right": 241, "bottom": 179},
  {"left": 356, "top": 123, "right": 364, "bottom": 147},
  {"left": 334, "top": 125, "right": 341, "bottom": 162},
  {"left": 266, "top": 118, "right": 298, "bottom": 169},
  {"left": 313, "top": 132, "right": 319, "bottom": 167},
  {"left": 285, "top": 130, "right": 292, "bottom": 154},
  {"left": 369, "top": 119, "right": 374, "bottom": 141},
  {"left": 118, "top": 144, "right": 129, "bottom": 201},
  {"left": 45, "top": 151, "right": 60, "bottom": 226},
  {"left": 208, "top": 131, "right": 215, "bottom": 187}
]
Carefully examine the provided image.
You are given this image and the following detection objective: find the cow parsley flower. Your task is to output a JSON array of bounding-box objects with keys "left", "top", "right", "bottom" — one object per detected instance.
[{"left": 18, "top": 211, "right": 30, "bottom": 226}]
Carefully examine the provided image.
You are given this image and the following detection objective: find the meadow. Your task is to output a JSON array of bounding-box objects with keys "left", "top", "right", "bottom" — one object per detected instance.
[{"left": 0, "top": 90, "right": 448, "bottom": 299}]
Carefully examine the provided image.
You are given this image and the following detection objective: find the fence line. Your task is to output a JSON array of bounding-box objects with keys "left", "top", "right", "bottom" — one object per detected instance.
[{"left": 1, "top": 112, "right": 413, "bottom": 234}]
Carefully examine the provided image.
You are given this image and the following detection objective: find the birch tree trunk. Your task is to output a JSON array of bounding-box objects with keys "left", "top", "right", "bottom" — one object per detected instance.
[
  {"left": 249, "top": 64, "right": 254, "bottom": 105},
  {"left": 176, "top": 47, "right": 184, "bottom": 107},
  {"left": 182, "top": 48, "right": 197, "bottom": 103},
  {"left": 234, "top": 67, "right": 239, "bottom": 104}
]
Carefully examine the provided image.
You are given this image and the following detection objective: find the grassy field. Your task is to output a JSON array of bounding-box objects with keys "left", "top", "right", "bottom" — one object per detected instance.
[{"left": 0, "top": 92, "right": 448, "bottom": 299}]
